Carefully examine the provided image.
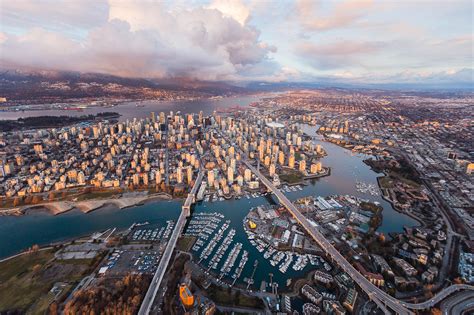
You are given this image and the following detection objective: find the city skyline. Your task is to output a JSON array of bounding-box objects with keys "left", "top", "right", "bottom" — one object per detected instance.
[
  {"left": 1, "top": 93, "right": 473, "bottom": 313},
  {"left": 0, "top": 1, "right": 473, "bottom": 314},
  {"left": 1, "top": 0, "right": 473, "bottom": 87}
]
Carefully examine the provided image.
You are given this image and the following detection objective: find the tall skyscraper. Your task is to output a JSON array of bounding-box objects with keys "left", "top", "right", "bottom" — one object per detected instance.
[
  {"left": 208, "top": 170, "right": 215, "bottom": 187},
  {"left": 244, "top": 168, "right": 252, "bottom": 182},
  {"left": 288, "top": 154, "right": 295, "bottom": 168},
  {"left": 269, "top": 164, "right": 276, "bottom": 176},
  {"left": 187, "top": 167, "right": 193, "bottom": 184},
  {"left": 311, "top": 162, "right": 322, "bottom": 173},
  {"left": 299, "top": 160, "right": 306, "bottom": 172},
  {"left": 279, "top": 151, "right": 285, "bottom": 165},
  {"left": 264, "top": 155, "right": 271, "bottom": 167},
  {"left": 227, "top": 167, "right": 234, "bottom": 182},
  {"left": 177, "top": 167, "right": 183, "bottom": 184}
]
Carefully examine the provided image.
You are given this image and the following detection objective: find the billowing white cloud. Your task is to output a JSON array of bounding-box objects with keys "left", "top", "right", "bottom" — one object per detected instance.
[
  {"left": 1, "top": 28, "right": 80, "bottom": 70},
  {"left": 107, "top": 0, "right": 170, "bottom": 32},
  {"left": 0, "top": 0, "right": 471, "bottom": 85},
  {"left": 0, "top": 0, "right": 278, "bottom": 81},
  {"left": 207, "top": 0, "right": 250, "bottom": 26}
]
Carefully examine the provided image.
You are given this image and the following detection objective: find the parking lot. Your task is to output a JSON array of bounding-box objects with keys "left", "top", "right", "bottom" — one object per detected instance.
[{"left": 99, "top": 248, "right": 162, "bottom": 276}]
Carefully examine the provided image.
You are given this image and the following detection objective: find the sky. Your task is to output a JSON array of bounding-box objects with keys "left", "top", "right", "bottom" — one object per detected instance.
[{"left": 0, "top": 0, "right": 472, "bottom": 85}]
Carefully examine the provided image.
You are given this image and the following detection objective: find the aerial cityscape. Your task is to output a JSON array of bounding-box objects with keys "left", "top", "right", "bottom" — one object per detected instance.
[{"left": 0, "top": 1, "right": 472, "bottom": 315}]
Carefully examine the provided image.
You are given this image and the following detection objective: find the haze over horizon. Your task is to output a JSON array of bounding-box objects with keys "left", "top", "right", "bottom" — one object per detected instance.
[{"left": 1, "top": 0, "right": 473, "bottom": 87}]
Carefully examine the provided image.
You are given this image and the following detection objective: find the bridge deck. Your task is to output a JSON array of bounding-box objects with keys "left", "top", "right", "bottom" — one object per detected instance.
[
  {"left": 243, "top": 158, "right": 474, "bottom": 313},
  {"left": 242, "top": 159, "right": 409, "bottom": 315},
  {"left": 138, "top": 169, "right": 204, "bottom": 315}
]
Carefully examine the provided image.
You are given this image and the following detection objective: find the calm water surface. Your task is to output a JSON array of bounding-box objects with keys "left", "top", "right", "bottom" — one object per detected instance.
[
  {"left": 0, "top": 202, "right": 182, "bottom": 259},
  {"left": 0, "top": 99, "right": 418, "bottom": 292},
  {"left": 0, "top": 95, "right": 263, "bottom": 122}
]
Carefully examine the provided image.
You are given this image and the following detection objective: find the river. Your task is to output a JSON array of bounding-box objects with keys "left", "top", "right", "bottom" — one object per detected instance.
[
  {"left": 0, "top": 95, "right": 264, "bottom": 122},
  {"left": 182, "top": 123, "right": 418, "bottom": 290},
  {"left": 0, "top": 97, "right": 418, "bottom": 292}
]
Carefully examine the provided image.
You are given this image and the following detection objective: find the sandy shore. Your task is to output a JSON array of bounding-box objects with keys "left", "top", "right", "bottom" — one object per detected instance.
[{"left": 0, "top": 192, "right": 174, "bottom": 217}]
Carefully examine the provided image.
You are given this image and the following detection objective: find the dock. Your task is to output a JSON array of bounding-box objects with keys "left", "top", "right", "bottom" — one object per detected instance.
[{"left": 246, "top": 259, "right": 258, "bottom": 290}]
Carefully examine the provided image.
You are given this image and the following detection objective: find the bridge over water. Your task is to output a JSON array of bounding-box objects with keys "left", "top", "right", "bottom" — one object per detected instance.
[
  {"left": 138, "top": 169, "right": 204, "bottom": 315},
  {"left": 242, "top": 158, "right": 474, "bottom": 315}
]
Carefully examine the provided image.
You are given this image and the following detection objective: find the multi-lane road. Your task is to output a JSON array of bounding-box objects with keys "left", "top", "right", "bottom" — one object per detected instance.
[
  {"left": 242, "top": 158, "right": 474, "bottom": 314},
  {"left": 405, "top": 284, "right": 474, "bottom": 310},
  {"left": 138, "top": 207, "right": 187, "bottom": 315},
  {"left": 440, "top": 289, "right": 474, "bottom": 315},
  {"left": 183, "top": 170, "right": 205, "bottom": 214},
  {"left": 242, "top": 159, "right": 406, "bottom": 314},
  {"left": 138, "top": 128, "right": 472, "bottom": 314},
  {"left": 138, "top": 169, "right": 204, "bottom": 315}
]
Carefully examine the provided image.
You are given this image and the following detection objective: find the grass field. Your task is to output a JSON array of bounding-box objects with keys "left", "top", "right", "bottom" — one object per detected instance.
[
  {"left": 280, "top": 169, "right": 304, "bottom": 184},
  {"left": 176, "top": 236, "right": 196, "bottom": 252},
  {"left": 0, "top": 249, "right": 100, "bottom": 313},
  {"left": 0, "top": 249, "right": 56, "bottom": 312},
  {"left": 378, "top": 176, "right": 395, "bottom": 189},
  {"left": 30, "top": 283, "right": 72, "bottom": 314},
  {"left": 207, "top": 285, "right": 264, "bottom": 309},
  {"left": 389, "top": 171, "right": 421, "bottom": 188}
]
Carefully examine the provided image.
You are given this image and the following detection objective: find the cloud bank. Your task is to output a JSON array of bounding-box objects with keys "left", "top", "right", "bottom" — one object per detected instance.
[
  {"left": 296, "top": 0, "right": 374, "bottom": 31},
  {"left": 0, "top": 0, "right": 472, "bottom": 86},
  {"left": 1, "top": 0, "right": 278, "bottom": 81}
]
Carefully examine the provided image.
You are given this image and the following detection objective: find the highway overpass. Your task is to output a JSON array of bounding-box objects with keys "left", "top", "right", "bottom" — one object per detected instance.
[{"left": 403, "top": 284, "right": 474, "bottom": 310}]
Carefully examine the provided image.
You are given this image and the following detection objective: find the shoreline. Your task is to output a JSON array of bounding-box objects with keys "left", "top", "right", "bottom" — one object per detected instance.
[
  {"left": 0, "top": 229, "right": 114, "bottom": 262},
  {"left": 332, "top": 143, "right": 425, "bottom": 228},
  {"left": 280, "top": 167, "right": 331, "bottom": 186},
  {"left": 0, "top": 169, "right": 330, "bottom": 218},
  {"left": 0, "top": 246, "right": 54, "bottom": 263},
  {"left": 0, "top": 192, "right": 174, "bottom": 217},
  {"left": 320, "top": 136, "right": 423, "bottom": 228},
  {"left": 375, "top": 175, "right": 424, "bottom": 228}
]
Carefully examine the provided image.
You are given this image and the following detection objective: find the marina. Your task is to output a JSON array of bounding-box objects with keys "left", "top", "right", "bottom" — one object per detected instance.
[
  {"left": 219, "top": 242, "right": 242, "bottom": 278},
  {"left": 208, "top": 229, "right": 235, "bottom": 270},
  {"left": 231, "top": 250, "right": 248, "bottom": 285},
  {"left": 198, "top": 219, "right": 230, "bottom": 262},
  {"left": 355, "top": 181, "right": 380, "bottom": 196},
  {"left": 128, "top": 220, "right": 176, "bottom": 243},
  {"left": 0, "top": 125, "right": 418, "bottom": 291}
]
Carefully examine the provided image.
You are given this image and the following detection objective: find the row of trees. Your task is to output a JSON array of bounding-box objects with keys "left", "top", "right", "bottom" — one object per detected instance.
[{"left": 63, "top": 274, "right": 150, "bottom": 315}]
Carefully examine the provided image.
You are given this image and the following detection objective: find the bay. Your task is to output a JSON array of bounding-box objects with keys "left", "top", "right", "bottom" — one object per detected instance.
[
  {"left": 0, "top": 97, "right": 418, "bottom": 291},
  {"left": 0, "top": 95, "right": 263, "bottom": 122}
]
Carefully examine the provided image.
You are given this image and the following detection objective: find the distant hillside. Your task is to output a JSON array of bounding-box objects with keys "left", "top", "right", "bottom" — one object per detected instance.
[
  {"left": 0, "top": 69, "right": 157, "bottom": 87},
  {"left": 0, "top": 69, "right": 246, "bottom": 102},
  {"left": 150, "top": 76, "right": 246, "bottom": 94}
]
